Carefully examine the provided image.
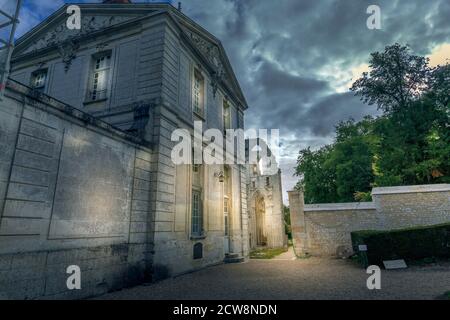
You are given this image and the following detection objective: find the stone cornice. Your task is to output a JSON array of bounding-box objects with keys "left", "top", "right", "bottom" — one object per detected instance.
[{"left": 5, "top": 78, "right": 153, "bottom": 150}]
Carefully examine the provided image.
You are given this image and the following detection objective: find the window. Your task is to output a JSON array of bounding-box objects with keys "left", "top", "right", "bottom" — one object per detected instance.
[
  {"left": 223, "top": 100, "right": 231, "bottom": 131},
  {"left": 193, "top": 69, "right": 204, "bottom": 116},
  {"left": 193, "top": 164, "right": 200, "bottom": 173},
  {"left": 191, "top": 190, "right": 203, "bottom": 236},
  {"left": 224, "top": 197, "right": 229, "bottom": 236},
  {"left": 266, "top": 177, "right": 270, "bottom": 187},
  {"left": 87, "top": 53, "right": 111, "bottom": 102},
  {"left": 31, "top": 70, "right": 47, "bottom": 91}
]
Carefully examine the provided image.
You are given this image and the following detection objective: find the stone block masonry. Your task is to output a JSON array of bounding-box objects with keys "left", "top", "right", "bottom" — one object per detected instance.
[
  {"left": 288, "top": 184, "right": 450, "bottom": 257},
  {"left": 0, "top": 80, "right": 154, "bottom": 299}
]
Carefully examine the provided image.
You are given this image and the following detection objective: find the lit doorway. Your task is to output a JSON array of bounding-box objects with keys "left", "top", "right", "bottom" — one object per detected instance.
[{"left": 255, "top": 195, "right": 266, "bottom": 246}]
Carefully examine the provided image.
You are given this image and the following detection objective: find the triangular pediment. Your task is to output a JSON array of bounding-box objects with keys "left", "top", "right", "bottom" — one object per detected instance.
[
  {"left": 176, "top": 20, "right": 248, "bottom": 109},
  {"left": 13, "top": 3, "right": 248, "bottom": 109}
]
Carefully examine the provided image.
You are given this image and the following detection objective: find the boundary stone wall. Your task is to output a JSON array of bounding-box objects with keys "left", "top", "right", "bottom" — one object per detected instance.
[{"left": 288, "top": 184, "right": 450, "bottom": 257}]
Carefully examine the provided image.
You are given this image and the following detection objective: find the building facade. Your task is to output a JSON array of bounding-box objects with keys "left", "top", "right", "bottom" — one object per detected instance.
[{"left": 0, "top": 1, "right": 285, "bottom": 299}]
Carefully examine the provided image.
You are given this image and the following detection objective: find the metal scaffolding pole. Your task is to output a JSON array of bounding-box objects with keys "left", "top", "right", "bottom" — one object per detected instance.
[{"left": 0, "top": 0, "right": 22, "bottom": 99}]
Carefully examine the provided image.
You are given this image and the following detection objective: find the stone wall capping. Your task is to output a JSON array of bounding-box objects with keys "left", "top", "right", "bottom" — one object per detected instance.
[
  {"left": 304, "top": 202, "right": 376, "bottom": 212},
  {"left": 372, "top": 184, "right": 450, "bottom": 195}
]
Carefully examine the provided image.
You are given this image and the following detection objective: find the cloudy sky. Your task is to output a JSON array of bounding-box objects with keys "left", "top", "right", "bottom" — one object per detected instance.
[{"left": 9, "top": 0, "right": 450, "bottom": 203}]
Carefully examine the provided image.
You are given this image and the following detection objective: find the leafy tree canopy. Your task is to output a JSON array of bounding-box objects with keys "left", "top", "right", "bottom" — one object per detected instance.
[{"left": 295, "top": 44, "right": 449, "bottom": 204}]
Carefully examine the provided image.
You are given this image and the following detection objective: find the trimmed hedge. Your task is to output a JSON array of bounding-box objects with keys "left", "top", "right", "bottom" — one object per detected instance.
[{"left": 351, "top": 223, "right": 450, "bottom": 267}]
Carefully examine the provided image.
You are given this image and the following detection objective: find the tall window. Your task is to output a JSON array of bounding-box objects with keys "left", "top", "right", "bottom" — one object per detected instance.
[
  {"left": 223, "top": 100, "right": 231, "bottom": 131},
  {"left": 192, "top": 190, "right": 203, "bottom": 236},
  {"left": 193, "top": 69, "right": 204, "bottom": 116},
  {"left": 31, "top": 70, "right": 47, "bottom": 91},
  {"left": 88, "top": 53, "right": 111, "bottom": 102},
  {"left": 224, "top": 197, "right": 229, "bottom": 236}
]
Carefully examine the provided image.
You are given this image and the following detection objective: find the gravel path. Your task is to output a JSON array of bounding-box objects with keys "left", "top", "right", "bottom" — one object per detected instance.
[{"left": 96, "top": 257, "right": 450, "bottom": 300}]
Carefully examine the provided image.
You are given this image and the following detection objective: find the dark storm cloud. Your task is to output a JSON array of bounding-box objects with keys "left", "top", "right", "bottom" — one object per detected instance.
[
  {"left": 182, "top": 0, "right": 450, "bottom": 201},
  {"left": 19, "top": 0, "right": 450, "bottom": 202},
  {"left": 305, "top": 93, "right": 380, "bottom": 137}
]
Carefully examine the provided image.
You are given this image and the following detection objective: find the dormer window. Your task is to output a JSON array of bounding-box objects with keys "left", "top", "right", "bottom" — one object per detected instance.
[
  {"left": 31, "top": 70, "right": 47, "bottom": 91},
  {"left": 87, "top": 52, "right": 111, "bottom": 102},
  {"left": 193, "top": 69, "right": 204, "bottom": 116}
]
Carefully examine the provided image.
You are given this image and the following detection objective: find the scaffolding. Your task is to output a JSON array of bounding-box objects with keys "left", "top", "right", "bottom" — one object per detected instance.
[{"left": 0, "top": 0, "right": 22, "bottom": 99}]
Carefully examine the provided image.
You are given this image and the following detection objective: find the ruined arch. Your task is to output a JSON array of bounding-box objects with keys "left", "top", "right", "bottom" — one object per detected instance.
[
  {"left": 255, "top": 194, "right": 266, "bottom": 246},
  {"left": 249, "top": 190, "right": 268, "bottom": 248}
]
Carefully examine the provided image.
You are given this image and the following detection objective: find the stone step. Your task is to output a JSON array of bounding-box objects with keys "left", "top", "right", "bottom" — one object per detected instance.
[{"left": 224, "top": 253, "right": 245, "bottom": 264}]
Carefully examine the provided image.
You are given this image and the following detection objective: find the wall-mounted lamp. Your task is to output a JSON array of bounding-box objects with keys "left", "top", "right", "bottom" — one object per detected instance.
[{"left": 214, "top": 171, "right": 224, "bottom": 183}]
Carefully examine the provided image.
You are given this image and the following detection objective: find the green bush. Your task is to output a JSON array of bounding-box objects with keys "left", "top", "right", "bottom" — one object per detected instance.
[{"left": 351, "top": 223, "right": 450, "bottom": 267}]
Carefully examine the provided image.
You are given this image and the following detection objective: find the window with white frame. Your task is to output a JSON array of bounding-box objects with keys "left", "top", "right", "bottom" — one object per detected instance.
[
  {"left": 31, "top": 70, "right": 47, "bottom": 90},
  {"left": 88, "top": 53, "right": 111, "bottom": 102},
  {"left": 191, "top": 190, "right": 203, "bottom": 236},
  {"left": 193, "top": 69, "right": 204, "bottom": 116}
]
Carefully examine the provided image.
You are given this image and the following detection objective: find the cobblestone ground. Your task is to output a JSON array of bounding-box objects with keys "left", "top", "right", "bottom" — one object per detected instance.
[{"left": 96, "top": 257, "right": 450, "bottom": 300}]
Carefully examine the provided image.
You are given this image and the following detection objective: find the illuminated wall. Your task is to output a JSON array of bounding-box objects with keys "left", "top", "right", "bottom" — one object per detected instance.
[{"left": 0, "top": 81, "right": 153, "bottom": 299}]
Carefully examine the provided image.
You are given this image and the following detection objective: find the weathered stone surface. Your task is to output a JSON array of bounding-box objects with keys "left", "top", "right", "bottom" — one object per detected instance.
[{"left": 289, "top": 185, "right": 450, "bottom": 257}]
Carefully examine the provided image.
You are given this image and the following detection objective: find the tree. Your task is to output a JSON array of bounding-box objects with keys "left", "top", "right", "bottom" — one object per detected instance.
[
  {"left": 295, "top": 44, "right": 449, "bottom": 203},
  {"left": 429, "top": 64, "right": 450, "bottom": 109},
  {"left": 350, "top": 43, "right": 432, "bottom": 113},
  {"left": 283, "top": 205, "right": 292, "bottom": 240},
  {"left": 295, "top": 117, "right": 377, "bottom": 203},
  {"left": 333, "top": 118, "right": 377, "bottom": 201},
  {"left": 351, "top": 44, "right": 449, "bottom": 186},
  {"left": 295, "top": 145, "right": 338, "bottom": 204}
]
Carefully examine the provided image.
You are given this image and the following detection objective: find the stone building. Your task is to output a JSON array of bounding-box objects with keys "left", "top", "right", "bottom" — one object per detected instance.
[
  {"left": 0, "top": 1, "right": 285, "bottom": 299},
  {"left": 246, "top": 139, "right": 286, "bottom": 249}
]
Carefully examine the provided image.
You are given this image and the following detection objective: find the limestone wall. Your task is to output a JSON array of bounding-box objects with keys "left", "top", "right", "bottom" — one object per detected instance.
[
  {"left": 289, "top": 184, "right": 450, "bottom": 257},
  {"left": 248, "top": 169, "right": 286, "bottom": 249},
  {"left": 0, "top": 81, "right": 154, "bottom": 299}
]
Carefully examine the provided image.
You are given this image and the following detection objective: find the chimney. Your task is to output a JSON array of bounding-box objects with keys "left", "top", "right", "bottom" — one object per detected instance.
[{"left": 102, "top": 0, "right": 132, "bottom": 4}]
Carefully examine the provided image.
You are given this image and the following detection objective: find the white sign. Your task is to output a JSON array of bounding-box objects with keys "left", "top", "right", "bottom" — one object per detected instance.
[
  {"left": 358, "top": 244, "right": 368, "bottom": 252},
  {"left": 383, "top": 259, "right": 407, "bottom": 269}
]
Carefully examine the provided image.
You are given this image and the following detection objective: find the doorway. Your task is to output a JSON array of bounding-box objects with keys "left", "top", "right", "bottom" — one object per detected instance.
[{"left": 255, "top": 195, "right": 266, "bottom": 246}]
